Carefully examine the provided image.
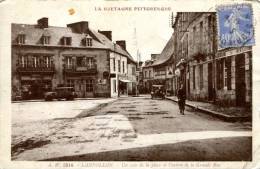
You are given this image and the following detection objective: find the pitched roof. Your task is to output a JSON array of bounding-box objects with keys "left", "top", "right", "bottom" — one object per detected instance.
[
  {"left": 151, "top": 33, "right": 175, "bottom": 66},
  {"left": 11, "top": 24, "right": 108, "bottom": 49},
  {"left": 91, "top": 29, "right": 135, "bottom": 63},
  {"left": 11, "top": 23, "right": 135, "bottom": 62}
]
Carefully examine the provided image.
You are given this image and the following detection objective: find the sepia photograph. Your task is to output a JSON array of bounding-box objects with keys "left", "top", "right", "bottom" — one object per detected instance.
[{"left": 1, "top": 0, "right": 259, "bottom": 168}]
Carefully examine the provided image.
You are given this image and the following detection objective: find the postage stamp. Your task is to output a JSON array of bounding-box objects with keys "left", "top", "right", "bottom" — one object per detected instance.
[{"left": 216, "top": 3, "right": 255, "bottom": 48}]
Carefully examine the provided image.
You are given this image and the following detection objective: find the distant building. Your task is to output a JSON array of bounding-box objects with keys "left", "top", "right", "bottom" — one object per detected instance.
[
  {"left": 141, "top": 33, "right": 175, "bottom": 95},
  {"left": 12, "top": 17, "right": 136, "bottom": 100}
]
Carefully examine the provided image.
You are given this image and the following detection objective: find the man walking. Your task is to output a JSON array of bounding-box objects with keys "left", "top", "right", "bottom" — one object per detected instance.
[{"left": 177, "top": 84, "right": 186, "bottom": 115}]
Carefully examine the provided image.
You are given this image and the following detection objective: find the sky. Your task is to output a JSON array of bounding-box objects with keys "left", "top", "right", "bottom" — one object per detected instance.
[{"left": 6, "top": 0, "right": 174, "bottom": 62}]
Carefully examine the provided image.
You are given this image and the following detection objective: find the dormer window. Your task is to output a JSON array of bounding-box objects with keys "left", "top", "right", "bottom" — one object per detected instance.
[
  {"left": 17, "top": 34, "right": 26, "bottom": 44},
  {"left": 82, "top": 35, "right": 92, "bottom": 47},
  {"left": 61, "top": 37, "right": 72, "bottom": 46},
  {"left": 42, "top": 36, "right": 50, "bottom": 45},
  {"left": 87, "top": 38, "right": 92, "bottom": 46}
]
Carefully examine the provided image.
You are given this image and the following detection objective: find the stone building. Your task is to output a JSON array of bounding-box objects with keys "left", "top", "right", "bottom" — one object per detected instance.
[
  {"left": 12, "top": 17, "right": 136, "bottom": 100},
  {"left": 172, "top": 12, "right": 252, "bottom": 107}
]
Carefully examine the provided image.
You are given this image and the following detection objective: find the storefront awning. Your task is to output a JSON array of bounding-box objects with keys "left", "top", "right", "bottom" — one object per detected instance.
[{"left": 119, "top": 79, "right": 132, "bottom": 83}]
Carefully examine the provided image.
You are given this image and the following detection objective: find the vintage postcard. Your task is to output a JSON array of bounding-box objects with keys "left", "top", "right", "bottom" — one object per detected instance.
[{"left": 0, "top": 0, "right": 260, "bottom": 168}]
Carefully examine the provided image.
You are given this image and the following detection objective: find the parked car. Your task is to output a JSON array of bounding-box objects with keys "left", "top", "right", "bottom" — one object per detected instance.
[
  {"left": 44, "top": 87, "right": 76, "bottom": 101},
  {"left": 151, "top": 85, "right": 166, "bottom": 99}
]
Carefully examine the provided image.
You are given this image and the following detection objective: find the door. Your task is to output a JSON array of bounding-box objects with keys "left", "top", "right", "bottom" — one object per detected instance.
[
  {"left": 235, "top": 54, "right": 246, "bottom": 106},
  {"left": 85, "top": 79, "right": 94, "bottom": 97},
  {"left": 208, "top": 63, "right": 213, "bottom": 100}
]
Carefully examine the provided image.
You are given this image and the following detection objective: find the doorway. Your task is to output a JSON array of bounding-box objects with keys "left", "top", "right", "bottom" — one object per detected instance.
[
  {"left": 208, "top": 62, "right": 213, "bottom": 101},
  {"left": 235, "top": 54, "right": 246, "bottom": 106}
]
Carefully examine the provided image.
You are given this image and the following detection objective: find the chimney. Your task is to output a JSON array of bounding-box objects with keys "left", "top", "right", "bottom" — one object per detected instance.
[
  {"left": 116, "top": 40, "right": 126, "bottom": 50},
  {"left": 98, "top": 30, "right": 112, "bottom": 41},
  {"left": 67, "top": 21, "right": 89, "bottom": 34},
  {"left": 37, "top": 17, "right": 48, "bottom": 29}
]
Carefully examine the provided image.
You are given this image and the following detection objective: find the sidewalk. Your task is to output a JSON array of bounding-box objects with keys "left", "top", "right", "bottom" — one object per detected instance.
[{"left": 166, "top": 96, "right": 251, "bottom": 122}]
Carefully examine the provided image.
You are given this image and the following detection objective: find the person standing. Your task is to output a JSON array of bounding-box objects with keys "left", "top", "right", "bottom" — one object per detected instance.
[{"left": 177, "top": 84, "right": 186, "bottom": 115}]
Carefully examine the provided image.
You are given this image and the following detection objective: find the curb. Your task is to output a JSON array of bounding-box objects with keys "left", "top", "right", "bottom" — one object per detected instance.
[{"left": 166, "top": 97, "right": 251, "bottom": 122}]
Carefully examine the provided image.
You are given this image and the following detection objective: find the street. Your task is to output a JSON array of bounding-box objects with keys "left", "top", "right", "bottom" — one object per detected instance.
[{"left": 12, "top": 96, "right": 252, "bottom": 161}]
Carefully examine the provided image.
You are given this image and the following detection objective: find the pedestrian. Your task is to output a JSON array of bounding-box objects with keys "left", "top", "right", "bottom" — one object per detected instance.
[{"left": 177, "top": 84, "right": 186, "bottom": 115}]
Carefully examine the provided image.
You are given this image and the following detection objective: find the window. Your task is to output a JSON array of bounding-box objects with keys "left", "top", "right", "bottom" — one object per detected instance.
[
  {"left": 32, "top": 56, "right": 40, "bottom": 68},
  {"left": 76, "top": 57, "right": 84, "bottom": 67},
  {"left": 193, "top": 26, "right": 196, "bottom": 52},
  {"left": 193, "top": 65, "right": 196, "bottom": 89},
  {"left": 44, "top": 56, "right": 51, "bottom": 67},
  {"left": 208, "top": 15, "right": 212, "bottom": 52},
  {"left": 87, "top": 38, "right": 92, "bottom": 46},
  {"left": 82, "top": 37, "right": 93, "bottom": 47},
  {"left": 208, "top": 15, "right": 212, "bottom": 31},
  {"left": 17, "top": 34, "right": 26, "bottom": 44},
  {"left": 149, "top": 70, "right": 151, "bottom": 78},
  {"left": 86, "top": 79, "right": 94, "bottom": 92},
  {"left": 200, "top": 21, "right": 203, "bottom": 50},
  {"left": 42, "top": 36, "right": 50, "bottom": 45},
  {"left": 113, "top": 58, "right": 116, "bottom": 71},
  {"left": 118, "top": 60, "right": 121, "bottom": 73},
  {"left": 86, "top": 57, "right": 94, "bottom": 68},
  {"left": 145, "top": 71, "right": 147, "bottom": 78},
  {"left": 199, "top": 64, "right": 203, "bottom": 89},
  {"left": 20, "top": 56, "right": 28, "bottom": 67},
  {"left": 132, "top": 66, "right": 136, "bottom": 75},
  {"left": 66, "top": 57, "right": 73, "bottom": 68},
  {"left": 224, "top": 57, "right": 232, "bottom": 90},
  {"left": 122, "top": 61, "right": 125, "bottom": 73},
  {"left": 62, "top": 37, "right": 72, "bottom": 46}
]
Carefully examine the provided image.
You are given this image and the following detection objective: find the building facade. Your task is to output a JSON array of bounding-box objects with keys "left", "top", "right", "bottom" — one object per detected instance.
[
  {"left": 12, "top": 17, "right": 136, "bottom": 100},
  {"left": 172, "top": 12, "right": 252, "bottom": 107}
]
